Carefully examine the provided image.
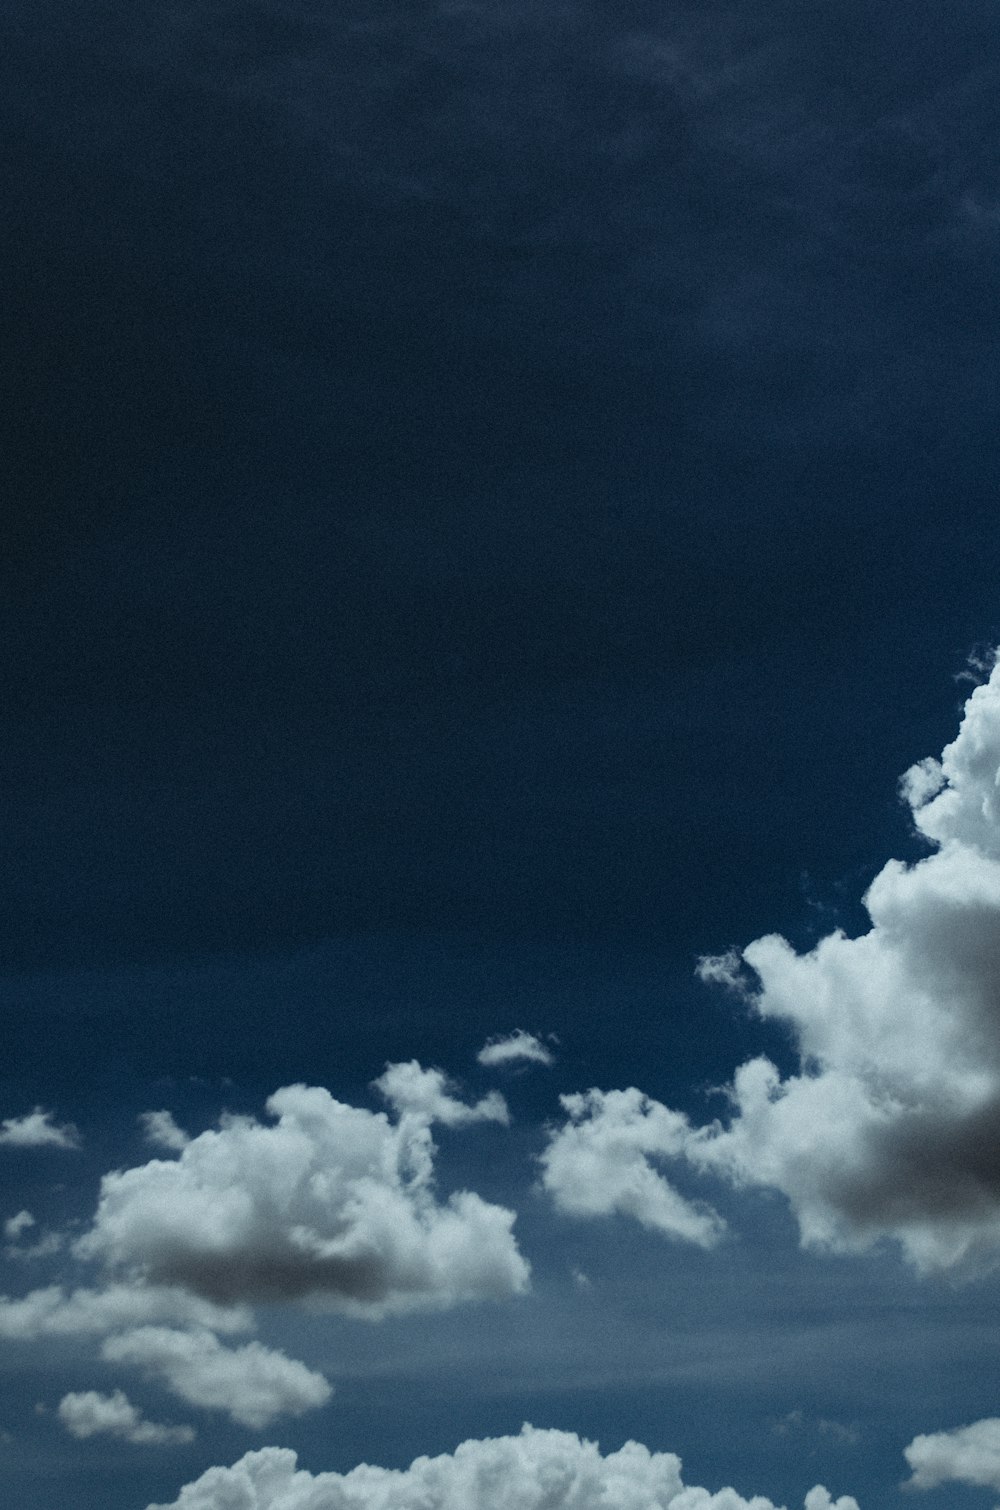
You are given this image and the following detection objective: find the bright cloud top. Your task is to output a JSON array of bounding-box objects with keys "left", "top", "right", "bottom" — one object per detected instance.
[
  {"left": 146, "top": 1425, "right": 859, "bottom": 1510},
  {"left": 540, "top": 1088, "right": 725, "bottom": 1247},
  {"left": 477, "top": 1031, "right": 555, "bottom": 1069},
  {"left": 58, "top": 1389, "right": 195, "bottom": 1446},
  {"left": 903, "top": 1416, "right": 1000, "bottom": 1494},
  {"left": 545, "top": 660, "right": 1000, "bottom": 1272},
  {"left": 0, "top": 1108, "right": 79, "bottom": 1149}
]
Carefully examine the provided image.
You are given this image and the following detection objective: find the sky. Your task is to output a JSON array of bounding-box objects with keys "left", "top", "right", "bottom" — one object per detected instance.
[{"left": 4, "top": 1, "right": 1000, "bottom": 1506}]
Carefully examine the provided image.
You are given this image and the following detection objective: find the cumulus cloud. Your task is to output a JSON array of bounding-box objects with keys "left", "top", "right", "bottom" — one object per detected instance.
[
  {"left": 140, "top": 1111, "right": 191, "bottom": 1152},
  {"left": 4, "top": 1210, "right": 35, "bottom": 1241},
  {"left": 145, "top": 1425, "right": 859, "bottom": 1510},
  {"left": 902, "top": 1416, "right": 1000, "bottom": 1493},
  {"left": 550, "top": 662, "right": 1000, "bottom": 1273},
  {"left": 101, "top": 1328, "right": 331, "bottom": 1429},
  {"left": 58, "top": 1388, "right": 195, "bottom": 1446},
  {"left": 0, "top": 1108, "right": 80, "bottom": 1150},
  {"left": 540, "top": 1089, "right": 725, "bottom": 1248},
  {"left": 76, "top": 1079, "right": 527, "bottom": 1314},
  {"left": 0, "top": 1068, "right": 527, "bottom": 1428},
  {"left": 476, "top": 1031, "right": 555, "bottom": 1069},
  {"left": 373, "top": 1061, "right": 509, "bottom": 1127}
]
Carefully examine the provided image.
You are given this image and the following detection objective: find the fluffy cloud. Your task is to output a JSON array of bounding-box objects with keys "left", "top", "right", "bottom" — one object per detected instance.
[
  {"left": 547, "top": 661, "right": 1000, "bottom": 1272},
  {"left": 77, "top": 1080, "right": 528, "bottom": 1314},
  {"left": 372, "top": 1062, "right": 509, "bottom": 1127},
  {"left": 903, "top": 1416, "right": 1000, "bottom": 1493},
  {"left": 4, "top": 1210, "right": 35, "bottom": 1241},
  {"left": 141, "top": 1111, "right": 191, "bottom": 1152},
  {"left": 540, "top": 1089, "right": 725, "bottom": 1247},
  {"left": 58, "top": 1389, "right": 195, "bottom": 1446},
  {"left": 145, "top": 1426, "right": 859, "bottom": 1510},
  {"left": 0, "top": 1108, "right": 79, "bottom": 1149},
  {"left": 101, "top": 1329, "right": 331, "bottom": 1429},
  {"left": 0, "top": 1284, "right": 251, "bottom": 1340},
  {"left": 0, "top": 1068, "right": 527, "bottom": 1428},
  {"left": 477, "top": 1032, "right": 555, "bottom": 1069}
]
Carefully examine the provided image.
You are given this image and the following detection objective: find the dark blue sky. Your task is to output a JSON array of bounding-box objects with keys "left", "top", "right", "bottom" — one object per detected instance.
[{"left": 3, "top": 3, "right": 1000, "bottom": 1508}]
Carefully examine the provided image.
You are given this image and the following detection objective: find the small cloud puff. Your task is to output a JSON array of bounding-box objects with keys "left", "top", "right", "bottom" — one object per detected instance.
[
  {"left": 373, "top": 1061, "right": 509, "bottom": 1126},
  {"left": 145, "top": 1425, "right": 859, "bottom": 1510},
  {"left": 540, "top": 1089, "right": 725, "bottom": 1248},
  {"left": 4, "top": 1211, "right": 35, "bottom": 1241},
  {"left": 57, "top": 1389, "right": 194, "bottom": 1446},
  {"left": 0, "top": 1109, "right": 80, "bottom": 1150},
  {"left": 476, "top": 1032, "right": 555, "bottom": 1069},
  {"left": 140, "top": 1112, "right": 190, "bottom": 1153},
  {"left": 903, "top": 1416, "right": 1000, "bottom": 1493}
]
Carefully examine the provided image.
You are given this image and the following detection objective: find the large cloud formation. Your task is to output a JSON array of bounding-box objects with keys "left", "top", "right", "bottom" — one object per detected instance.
[
  {"left": 544, "top": 659, "right": 1000, "bottom": 1272},
  {"left": 146, "top": 1425, "right": 859, "bottom": 1510},
  {"left": 0, "top": 1068, "right": 527, "bottom": 1425}
]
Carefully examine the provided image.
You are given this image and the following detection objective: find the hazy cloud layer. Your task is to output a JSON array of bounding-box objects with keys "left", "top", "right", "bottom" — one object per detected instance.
[
  {"left": 78, "top": 1078, "right": 527, "bottom": 1314},
  {"left": 540, "top": 1089, "right": 725, "bottom": 1247},
  {"left": 146, "top": 1426, "right": 859, "bottom": 1510},
  {"left": 477, "top": 1032, "right": 555, "bottom": 1069},
  {"left": 903, "top": 1416, "right": 1000, "bottom": 1493},
  {"left": 0, "top": 1109, "right": 79, "bottom": 1149},
  {"left": 101, "top": 1328, "right": 330, "bottom": 1430},
  {"left": 58, "top": 1389, "right": 195, "bottom": 1446}
]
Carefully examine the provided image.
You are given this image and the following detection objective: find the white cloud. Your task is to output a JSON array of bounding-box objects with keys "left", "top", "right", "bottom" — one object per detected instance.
[
  {"left": 550, "top": 661, "right": 1000, "bottom": 1273},
  {"left": 144, "top": 1425, "right": 859, "bottom": 1510},
  {"left": 76, "top": 1078, "right": 528, "bottom": 1316},
  {"left": 101, "top": 1328, "right": 331, "bottom": 1430},
  {"left": 540, "top": 1088, "right": 725, "bottom": 1248},
  {"left": 373, "top": 1061, "right": 510, "bottom": 1127},
  {"left": 0, "top": 1068, "right": 528, "bottom": 1431},
  {"left": 0, "top": 1109, "right": 80, "bottom": 1150},
  {"left": 58, "top": 1388, "right": 195, "bottom": 1446},
  {"left": 0, "top": 1284, "right": 251, "bottom": 1340},
  {"left": 140, "top": 1111, "right": 191, "bottom": 1153},
  {"left": 476, "top": 1031, "right": 555, "bottom": 1069},
  {"left": 903, "top": 1416, "right": 1000, "bottom": 1493},
  {"left": 4, "top": 1210, "right": 35, "bottom": 1241}
]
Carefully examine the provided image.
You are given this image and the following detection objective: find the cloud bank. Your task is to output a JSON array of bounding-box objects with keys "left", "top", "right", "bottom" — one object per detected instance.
[
  {"left": 545, "top": 660, "right": 1000, "bottom": 1272},
  {"left": 146, "top": 1425, "right": 859, "bottom": 1510},
  {"left": 58, "top": 1389, "right": 194, "bottom": 1446}
]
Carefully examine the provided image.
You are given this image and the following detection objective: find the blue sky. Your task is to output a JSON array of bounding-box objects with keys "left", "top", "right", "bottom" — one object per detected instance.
[{"left": 3, "top": 2, "right": 1000, "bottom": 1506}]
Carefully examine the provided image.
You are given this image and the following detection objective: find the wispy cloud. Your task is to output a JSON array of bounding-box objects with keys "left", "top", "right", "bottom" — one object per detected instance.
[
  {"left": 0, "top": 1109, "right": 79, "bottom": 1150},
  {"left": 477, "top": 1031, "right": 555, "bottom": 1069},
  {"left": 57, "top": 1389, "right": 194, "bottom": 1446}
]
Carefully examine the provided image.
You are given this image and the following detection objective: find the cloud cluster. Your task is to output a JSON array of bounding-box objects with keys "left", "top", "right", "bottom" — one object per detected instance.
[
  {"left": 540, "top": 1088, "right": 725, "bottom": 1247},
  {"left": 544, "top": 661, "right": 1000, "bottom": 1272},
  {"left": 477, "top": 1032, "right": 555, "bottom": 1069},
  {"left": 146, "top": 1425, "right": 859, "bottom": 1510},
  {"left": 58, "top": 1389, "right": 194, "bottom": 1446},
  {"left": 903, "top": 1416, "right": 1000, "bottom": 1493},
  {"left": 0, "top": 1068, "right": 526, "bottom": 1427},
  {"left": 0, "top": 1108, "right": 79, "bottom": 1149}
]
